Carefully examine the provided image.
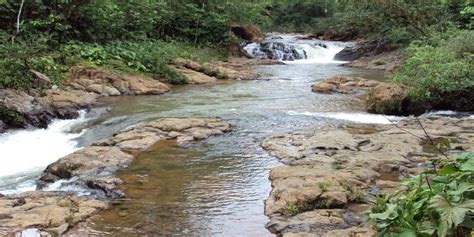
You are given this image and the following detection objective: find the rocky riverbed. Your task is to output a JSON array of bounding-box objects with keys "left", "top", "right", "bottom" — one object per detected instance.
[
  {"left": 261, "top": 117, "right": 473, "bottom": 237},
  {"left": 0, "top": 118, "right": 231, "bottom": 235}
]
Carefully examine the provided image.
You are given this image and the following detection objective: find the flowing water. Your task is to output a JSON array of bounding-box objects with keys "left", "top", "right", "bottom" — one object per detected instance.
[{"left": 1, "top": 35, "right": 394, "bottom": 236}]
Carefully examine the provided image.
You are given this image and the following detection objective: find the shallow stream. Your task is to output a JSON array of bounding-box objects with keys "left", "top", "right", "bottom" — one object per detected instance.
[{"left": 1, "top": 35, "right": 394, "bottom": 236}]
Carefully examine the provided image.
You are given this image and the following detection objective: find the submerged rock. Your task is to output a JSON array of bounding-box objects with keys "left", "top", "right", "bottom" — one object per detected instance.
[{"left": 262, "top": 117, "right": 474, "bottom": 236}]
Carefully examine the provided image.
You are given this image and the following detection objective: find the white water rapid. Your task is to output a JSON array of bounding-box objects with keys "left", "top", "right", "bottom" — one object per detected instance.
[
  {"left": 243, "top": 34, "right": 348, "bottom": 64},
  {"left": 0, "top": 111, "right": 88, "bottom": 194}
]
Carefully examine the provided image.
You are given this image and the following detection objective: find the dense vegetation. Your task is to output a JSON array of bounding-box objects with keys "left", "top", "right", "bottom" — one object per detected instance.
[
  {"left": 370, "top": 152, "right": 474, "bottom": 236},
  {"left": 0, "top": 0, "right": 270, "bottom": 87},
  {"left": 0, "top": 0, "right": 473, "bottom": 112}
]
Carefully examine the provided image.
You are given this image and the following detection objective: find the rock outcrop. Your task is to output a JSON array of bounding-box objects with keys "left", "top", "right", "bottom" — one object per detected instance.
[
  {"left": 0, "top": 191, "right": 108, "bottom": 236},
  {"left": 311, "top": 76, "right": 382, "bottom": 94},
  {"left": 344, "top": 50, "right": 405, "bottom": 72},
  {"left": 68, "top": 66, "right": 170, "bottom": 96},
  {"left": 262, "top": 117, "right": 474, "bottom": 236},
  {"left": 334, "top": 40, "right": 394, "bottom": 62},
  {"left": 231, "top": 24, "right": 263, "bottom": 42},
  {"left": 38, "top": 118, "right": 231, "bottom": 196},
  {"left": 366, "top": 83, "right": 408, "bottom": 115},
  {"left": 1, "top": 118, "right": 231, "bottom": 235}
]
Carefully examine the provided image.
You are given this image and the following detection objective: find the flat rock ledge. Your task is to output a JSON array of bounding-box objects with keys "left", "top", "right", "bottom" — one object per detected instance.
[
  {"left": 0, "top": 118, "right": 230, "bottom": 235},
  {"left": 262, "top": 117, "right": 473, "bottom": 237},
  {"left": 311, "top": 76, "right": 382, "bottom": 94}
]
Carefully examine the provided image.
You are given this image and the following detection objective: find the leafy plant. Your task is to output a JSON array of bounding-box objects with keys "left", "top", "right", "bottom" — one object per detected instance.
[
  {"left": 282, "top": 203, "right": 300, "bottom": 216},
  {"left": 392, "top": 29, "right": 474, "bottom": 112},
  {"left": 369, "top": 152, "right": 474, "bottom": 236}
]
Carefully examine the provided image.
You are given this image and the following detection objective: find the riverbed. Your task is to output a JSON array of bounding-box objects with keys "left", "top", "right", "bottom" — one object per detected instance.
[{"left": 0, "top": 36, "right": 392, "bottom": 235}]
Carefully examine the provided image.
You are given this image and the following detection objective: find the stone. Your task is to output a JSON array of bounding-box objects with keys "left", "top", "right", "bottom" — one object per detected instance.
[
  {"left": 176, "top": 67, "right": 217, "bottom": 84},
  {"left": 366, "top": 83, "right": 407, "bottom": 115},
  {"left": 103, "top": 86, "right": 121, "bottom": 96},
  {"left": 86, "top": 84, "right": 105, "bottom": 94},
  {"left": 262, "top": 117, "right": 474, "bottom": 236},
  {"left": 345, "top": 49, "right": 405, "bottom": 72},
  {"left": 0, "top": 192, "right": 108, "bottom": 235},
  {"left": 38, "top": 89, "right": 98, "bottom": 109},
  {"left": 124, "top": 74, "right": 170, "bottom": 95},
  {"left": 29, "top": 70, "right": 52, "bottom": 88},
  {"left": 323, "top": 227, "right": 375, "bottom": 237},
  {"left": 38, "top": 118, "right": 231, "bottom": 198},
  {"left": 334, "top": 39, "right": 394, "bottom": 61},
  {"left": 311, "top": 76, "right": 381, "bottom": 94},
  {"left": 230, "top": 24, "right": 263, "bottom": 42}
]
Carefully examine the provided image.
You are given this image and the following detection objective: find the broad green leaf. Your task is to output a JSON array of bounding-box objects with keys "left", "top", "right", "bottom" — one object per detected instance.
[{"left": 460, "top": 158, "right": 474, "bottom": 171}]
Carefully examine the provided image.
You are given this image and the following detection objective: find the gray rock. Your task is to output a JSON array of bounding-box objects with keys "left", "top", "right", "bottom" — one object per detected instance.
[{"left": 30, "top": 69, "right": 51, "bottom": 88}]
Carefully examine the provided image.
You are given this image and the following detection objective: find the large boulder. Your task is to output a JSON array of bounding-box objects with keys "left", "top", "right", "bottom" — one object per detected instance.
[
  {"left": 335, "top": 40, "right": 394, "bottom": 61},
  {"left": 231, "top": 24, "right": 263, "bottom": 42},
  {"left": 366, "top": 83, "right": 408, "bottom": 115}
]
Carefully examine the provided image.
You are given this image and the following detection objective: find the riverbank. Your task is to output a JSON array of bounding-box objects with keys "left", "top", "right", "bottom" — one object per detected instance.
[
  {"left": 262, "top": 116, "right": 474, "bottom": 236},
  {"left": 0, "top": 57, "right": 278, "bottom": 133}
]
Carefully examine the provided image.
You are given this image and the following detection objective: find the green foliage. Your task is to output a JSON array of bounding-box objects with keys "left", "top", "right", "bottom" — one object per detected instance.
[
  {"left": 318, "top": 181, "right": 331, "bottom": 192},
  {"left": 370, "top": 152, "right": 474, "bottom": 237},
  {"left": 340, "top": 180, "right": 365, "bottom": 203},
  {"left": 282, "top": 203, "right": 300, "bottom": 216},
  {"left": 392, "top": 29, "right": 474, "bottom": 111},
  {"left": 266, "top": 0, "right": 336, "bottom": 32}
]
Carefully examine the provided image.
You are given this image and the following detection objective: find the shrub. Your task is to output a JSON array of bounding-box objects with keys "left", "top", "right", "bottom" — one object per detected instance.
[
  {"left": 370, "top": 152, "right": 474, "bottom": 237},
  {"left": 392, "top": 29, "right": 474, "bottom": 111}
]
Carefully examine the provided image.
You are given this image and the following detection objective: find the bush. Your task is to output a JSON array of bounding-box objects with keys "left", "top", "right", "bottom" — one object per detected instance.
[
  {"left": 392, "top": 29, "right": 474, "bottom": 111},
  {"left": 370, "top": 152, "right": 474, "bottom": 236}
]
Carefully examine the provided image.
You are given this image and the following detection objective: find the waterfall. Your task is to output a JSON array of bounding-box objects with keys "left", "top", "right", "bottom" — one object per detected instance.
[{"left": 243, "top": 34, "right": 348, "bottom": 64}]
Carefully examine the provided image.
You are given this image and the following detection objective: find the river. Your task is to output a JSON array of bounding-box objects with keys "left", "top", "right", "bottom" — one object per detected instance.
[{"left": 0, "top": 35, "right": 395, "bottom": 236}]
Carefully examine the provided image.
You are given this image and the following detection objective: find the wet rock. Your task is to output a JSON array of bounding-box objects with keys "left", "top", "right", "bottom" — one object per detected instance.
[
  {"left": 231, "top": 24, "right": 263, "bottom": 42},
  {"left": 262, "top": 117, "right": 474, "bottom": 236},
  {"left": 311, "top": 76, "right": 381, "bottom": 94},
  {"left": 38, "top": 146, "right": 134, "bottom": 187},
  {"left": 38, "top": 118, "right": 231, "bottom": 197},
  {"left": 366, "top": 83, "right": 408, "bottom": 115},
  {"left": 345, "top": 49, "right": 405, "bottom": 72},
  {"left": 334, "top": 39, "right": 394, "bottom": 61},
  {"left": 0, "top": 191, "right": 108, "bottom": 235}
]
